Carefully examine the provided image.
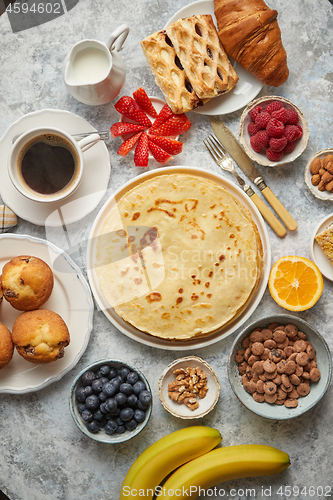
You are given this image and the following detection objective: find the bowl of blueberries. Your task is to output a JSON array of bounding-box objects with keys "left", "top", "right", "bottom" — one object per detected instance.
[{"left": 69, "top": 359, "right": 152, "bottom": 443}]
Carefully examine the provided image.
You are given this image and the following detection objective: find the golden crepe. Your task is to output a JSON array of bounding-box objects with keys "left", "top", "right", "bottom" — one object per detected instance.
[{"left": 95, "top": 174, "right": 263, "bottom": 341}]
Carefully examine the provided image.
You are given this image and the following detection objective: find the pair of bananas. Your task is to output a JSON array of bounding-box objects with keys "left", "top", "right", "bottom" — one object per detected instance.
[{"left": 119, "top": 426, "right": 290, "bottom": 500}]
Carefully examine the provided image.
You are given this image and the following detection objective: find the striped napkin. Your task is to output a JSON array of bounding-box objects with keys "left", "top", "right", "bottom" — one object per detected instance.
[{"left": 0, "top": 206, "right": 17, "bottom": 233}]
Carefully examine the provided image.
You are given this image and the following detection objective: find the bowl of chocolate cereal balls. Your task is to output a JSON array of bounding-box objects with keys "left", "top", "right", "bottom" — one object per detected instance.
[{"left": 228, "top": 315, "right": 332, "bottom": 420}]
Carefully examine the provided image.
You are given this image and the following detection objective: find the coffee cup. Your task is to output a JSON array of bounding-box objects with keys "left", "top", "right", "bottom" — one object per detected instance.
[{"left": 8, "top": 127, "right": 101, "bottom": 203}]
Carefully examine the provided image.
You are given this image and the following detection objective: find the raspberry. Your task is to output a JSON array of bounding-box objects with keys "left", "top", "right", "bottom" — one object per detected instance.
[
  {"left": 284, "top": 141, "right": 296, "bottom": 154},
  {"left": 269, "top": 136, "right": 288, "bottom": 153},
  {"left": 271, "top": 107, "right": 288, "bottom": 124},
  {"left": 249, "top": 105, "right": 262, "bottom": 122},
  {"left": 284, "top": 124, "right": 299, "bottom": 142},
  {"left": 266, "top": 148, "right": 284, "bottom": 162},
  {"left": 250, "top": 131, "right": 269, "bottom": 152},
  {"left": 296, "top": 125, "right": 303, "bottom": 139},
  {"left": 248, "top": 122, "right": 259, "bottom": 136},
  {"left": 266, "top": 118, "right": 285, "bottom": 137},
  {"left": 255, "top": 111, "right": 271, "bottom": 130},
  {"left": 266, "top": 101, "right": 284, "bottom": 114},
  {"left": 285, "top": 108, "right": 299, "bottom": 125}
]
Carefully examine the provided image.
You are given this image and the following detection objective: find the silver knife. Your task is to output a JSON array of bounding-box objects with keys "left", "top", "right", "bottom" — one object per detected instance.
[{"left": 211, "top": 117, "right": 298, "bottom": 231}]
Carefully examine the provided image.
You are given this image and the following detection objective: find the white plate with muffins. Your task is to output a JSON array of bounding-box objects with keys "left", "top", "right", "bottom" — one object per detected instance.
[{"left": 0, "top": 234, "right": 93, "bottom": 393}]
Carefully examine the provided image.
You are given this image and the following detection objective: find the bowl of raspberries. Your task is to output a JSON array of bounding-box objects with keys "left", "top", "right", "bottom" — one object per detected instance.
[
  {"left": 70, "top": 359, "right": 152, "bottom": 443},
  {"left": 239, "top": 96, "right": 309, "bottom": 167}
]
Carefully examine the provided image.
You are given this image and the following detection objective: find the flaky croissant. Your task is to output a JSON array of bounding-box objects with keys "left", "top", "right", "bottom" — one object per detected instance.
[{"left": 214, "top": 0, "right": 289, "bottom": 86}]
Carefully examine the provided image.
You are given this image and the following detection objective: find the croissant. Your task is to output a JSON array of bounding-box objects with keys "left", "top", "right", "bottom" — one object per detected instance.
[{"left": 214, "top": 0, "right": 289, "bottom": 86}]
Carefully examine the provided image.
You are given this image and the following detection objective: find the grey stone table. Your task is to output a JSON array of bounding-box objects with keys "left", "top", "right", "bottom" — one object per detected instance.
[{"left": 0, "top": 0, "right": 332, "bottom": 499}]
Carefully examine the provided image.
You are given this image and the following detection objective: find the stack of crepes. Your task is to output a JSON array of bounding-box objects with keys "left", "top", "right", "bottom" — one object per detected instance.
[{"left": 95, "top": 174, "right": 263, "bottom": 341}]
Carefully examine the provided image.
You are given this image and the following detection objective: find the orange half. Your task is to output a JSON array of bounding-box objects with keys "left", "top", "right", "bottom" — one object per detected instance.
[{"left": 268, "top": 256, "right": 323, "bottom": 311}]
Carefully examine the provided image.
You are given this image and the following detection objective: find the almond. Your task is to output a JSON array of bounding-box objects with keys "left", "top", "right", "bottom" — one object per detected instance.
[
  {"left": 311, "top": 174, "right": 320, "bottom": 186},
  {"left": 319, "top": 168, "right": 326, "bottom": 176},
  {"left": 310, "top": 157, "right": 321, "bottom": 175},
  {"left": 318, "top": 180, "right": 326, "bottom": 191},
  {"left": 321, "top": 171, "right": 333, "bottom": 183},
  {"left": 326, "top": 161, "right": 333, "bottom": 174},
  {"left": 325, "top": 179, "right": 333, "bottom": 192}
]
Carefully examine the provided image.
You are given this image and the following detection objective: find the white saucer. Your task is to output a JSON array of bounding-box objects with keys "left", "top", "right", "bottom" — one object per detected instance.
[
  {"left": 310, "top": 212, "right": 333, "bottom": 281},
  {"left": 165, "top": 0, "right": 263, "bottom": 116},
  {"left": 0, "top": 109, "right": 111, "bottom": 226}
]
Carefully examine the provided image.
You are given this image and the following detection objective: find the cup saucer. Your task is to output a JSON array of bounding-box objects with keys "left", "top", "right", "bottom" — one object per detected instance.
[{"left": 0, "top": 109, "right": 111, "bottom": 226}]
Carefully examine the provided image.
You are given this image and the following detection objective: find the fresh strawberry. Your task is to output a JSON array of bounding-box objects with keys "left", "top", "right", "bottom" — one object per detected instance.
[
  {"left": 148, "top": 135, "right": 183, "bottom": 155},
  {"left": 151, "top": 114, "right": 191, "bottom": 137},
  {"left": 133, "top": 87, "right": 158, "bottom": 118},
  {"left": 114, "top": 96, "right": 152, "bottom": 127},
  {"left": 149, "top": 104, "right": 174, "bottom": 133},
  {"left": 134, "top": 133, "right": 149, "bottom": 167},
  {"left": 111, "top": 122, "right": 146, "bottom": 138},
  {"left": 117, "top": 132, "right": 142, "bottom": 156},
  {"left": 148, "top": 140, "right": 172, "bottom": 164}
]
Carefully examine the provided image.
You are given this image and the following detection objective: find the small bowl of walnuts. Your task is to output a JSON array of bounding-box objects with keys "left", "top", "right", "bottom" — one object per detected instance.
[
  {"left": 304, "top": 148, "right": 333, "bottom": 200},
  {"left": 158, "top": 356, "right": 220, "bottom": 419},
  {"left": 228, "top": 315, "right": 332, "bottom": 420},
  {"left": 239, "top": 96, "right": 309, "bottom": 167}
]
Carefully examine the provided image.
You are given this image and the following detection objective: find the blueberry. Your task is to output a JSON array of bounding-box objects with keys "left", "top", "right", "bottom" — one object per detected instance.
[
  {"left": 100, "top": 402, "right": 108, "bottom": 414},
  {"left": 126, "top": 394, "right": 138, "bottom": 408},
  {"left": 120, "top": 407, "right": 134, "bottom": 422},
  {"left": 77, "top": 402, "right": 86, "bottom": 414},
  {"left": 134, "top": 409, "right": 146, "bottom": 422},
  {"left": 120, "top": 383, "right": 133, "bottom": 396},
  {"left": 125, "top": 419, "right": 138, "bottom": 431},
  {"left": 105, "top": 419, "right": 118, "bottom": 435},
  {"left": 115, "top": 393, "right": 127, "bottom": 406},
  {"left": 108, "top": 408, "right": 120, "bottom": 417},
  {"left": 84, "top": 385, "right": 93, "bottom": 397},
  {"left": 133, "top": 381, "right": 146, "bottom": 395},
  {"left": 104, "top": 398, "right": 117, "bottom": 413},
  {"left": 85, "top": 394, "right": 100, "bottom": 410},
  {"left": 75, "top": 386, "right": 87, "bottom": 403},
  {"left": 110, "top": 377, "right": 122, "bottom": 391},
  {"left": 81, "top": 409, "right": 94, "bottom": 422},
  {"left": 139, "top": 390, "right": 152, "bottom": 406},
  {"left": 99, "top": 392, "right": 108, "bottom": 402},
  {"left": 98, "top": 365, "right": 111, "bottom": 377},
  {"left": 116, "top": 425, "right": 126, "bottom": 434},
  {"left": 87, "top": 420, "right": 100, "bottom": 433},
  {"left": 108, "top": 367, "right": 118, "bottom": 379},
  {"left": 136, "top": 400, "right": 148, "bottom": 411},
  {"left": 127, "top": 371, "right": 139, "bottom": 385},
  {"left": 118, "top": 366, "right": 131, "bottom": 380},
  {"left": 81, "top": 370, "right": 96, "bottom": 386},
  {"left": 91, "top": 378, "right": 104, "bottom": 394},
  {"left": 102, "top": 381, "right": 117, "bottom": 397},
  {"left": 93, "top": 409, "right": 105, "bottom": 421},
  {"left": 116, "top": 417, "right": 123, "bottom": 426}
]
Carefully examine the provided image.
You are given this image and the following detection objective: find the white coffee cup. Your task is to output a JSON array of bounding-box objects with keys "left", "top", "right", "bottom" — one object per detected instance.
[{"left": 8, "top": 126, "right": 101, "bottom": 203}]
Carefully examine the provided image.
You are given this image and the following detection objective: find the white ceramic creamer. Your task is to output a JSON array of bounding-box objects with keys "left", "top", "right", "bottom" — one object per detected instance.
[{"left": 63, "top": 25, "right": 129, "bottom": 105}]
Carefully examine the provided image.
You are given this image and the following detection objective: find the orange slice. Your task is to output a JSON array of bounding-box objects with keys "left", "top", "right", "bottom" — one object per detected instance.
[{"left": 268, "top": 256, "right": 323, "bottom": 311}]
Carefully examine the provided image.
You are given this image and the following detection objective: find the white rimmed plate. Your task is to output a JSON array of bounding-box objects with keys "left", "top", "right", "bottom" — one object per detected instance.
[
  {"left": 304, "top": 149, "right": 333, "bottom": 201},
  {"left": 86, "top": 166, "right": 271, "bottom": 350},
  {"left": 164, "top": 0, "right": 263, "bottom": 116},
  {"left": 310, "top": 212, "right": 333, "bottom": 281},
  {"left": 0, "top": 234, "right": 93, "bottom": 393},
  {"left": 0, "top": 109, "right": 111, "bottom": 226}
]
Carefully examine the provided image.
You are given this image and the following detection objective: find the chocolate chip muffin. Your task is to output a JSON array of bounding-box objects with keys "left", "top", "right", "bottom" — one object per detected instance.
[
  {"left": 12, "top": 309, "right": 70, "bottom": 364},
  {"left": 1, "top": 255, "right": 54, "bottom": 311},
  {"left": 0, "top": 322, "right": 14, "bottom": 369}
]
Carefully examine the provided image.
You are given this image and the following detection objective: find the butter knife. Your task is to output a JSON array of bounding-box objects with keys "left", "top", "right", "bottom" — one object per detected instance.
[{"left": 211, "top": 117, "right": 298, "bottom": 231}]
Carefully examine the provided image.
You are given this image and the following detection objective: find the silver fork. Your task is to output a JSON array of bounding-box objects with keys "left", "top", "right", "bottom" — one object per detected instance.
[{"left": 204, "top": 134, "right": 286, "bottom": 238}]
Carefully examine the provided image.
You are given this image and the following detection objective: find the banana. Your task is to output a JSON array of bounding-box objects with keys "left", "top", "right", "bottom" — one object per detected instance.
[
  {"left": 119, "top": 426, "right": 221, "bottom": 500},
  {"left": 158, "top": 444, "right": 290, "bottom": 500}
]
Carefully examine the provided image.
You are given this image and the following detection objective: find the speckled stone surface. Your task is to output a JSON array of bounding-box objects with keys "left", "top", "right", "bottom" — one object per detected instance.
[{"left": 0, "top": 1, "right": 333, "bottom": 499}]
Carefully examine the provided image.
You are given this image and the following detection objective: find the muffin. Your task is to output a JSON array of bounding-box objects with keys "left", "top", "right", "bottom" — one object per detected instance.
[
  {"left": 12, "top": 309, "right": 70, "bottom": 364},
  {"left": 0, "top": 322, "right": 14, "bottom": 369},
  {"left": 1, "top": 255, "right": 54, "bottom": 311}
]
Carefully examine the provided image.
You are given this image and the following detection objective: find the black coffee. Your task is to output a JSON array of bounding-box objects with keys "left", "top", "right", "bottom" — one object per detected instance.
[{"left": 20, "top": 134, "right": 78, "bottom": 195}]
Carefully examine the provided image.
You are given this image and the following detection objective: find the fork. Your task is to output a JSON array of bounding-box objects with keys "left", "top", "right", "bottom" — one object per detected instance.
[{"left": 204, "top": 134, "right": 286, "bottom": 238}]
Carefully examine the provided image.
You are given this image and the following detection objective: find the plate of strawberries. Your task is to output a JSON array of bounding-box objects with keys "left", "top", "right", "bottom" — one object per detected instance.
[{"left": 111, "top": 87, "right": 191, "bottom": 167}]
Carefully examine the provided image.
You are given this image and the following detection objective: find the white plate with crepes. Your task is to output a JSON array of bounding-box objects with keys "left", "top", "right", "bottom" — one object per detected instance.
[
  {"left": 310, "top": 213, "right": 333, "bottom": 281},
  {"left": 165, "top": 0, "right": 263, "bottom": 116},
  {"left": 0, "top": 234, "right": 94, "bottom": 393},
  {"left": 86, "top": 166, "right": 271, "bottom": 350}
]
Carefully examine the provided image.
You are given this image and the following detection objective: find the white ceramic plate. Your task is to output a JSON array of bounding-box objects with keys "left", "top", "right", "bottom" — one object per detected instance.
[
  {"left": 0, "top": 109, "right": 111, "bottom": 226},
  {"left": 0, "top": 234, "right": 94, "bottom": 393},
  {"left": 310, "top": 213, "right": 333, "bottom": 281},
  {"left": 304, "top": 149, "right": 333, "bottom": 201},
  {"left": 86, "top": 166, "right": 271, "bottom": 350},
  {"left": 164, "top": 0, "right": 263, "bottom": 116}
]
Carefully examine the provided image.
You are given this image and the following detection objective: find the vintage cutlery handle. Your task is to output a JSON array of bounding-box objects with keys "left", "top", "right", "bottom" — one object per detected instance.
[
  {"left": 247, "top": 191, "right": 287, "bottom": 238},
  {"left": 261, "top": 186, "right": 298, "bottom": 231}
]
